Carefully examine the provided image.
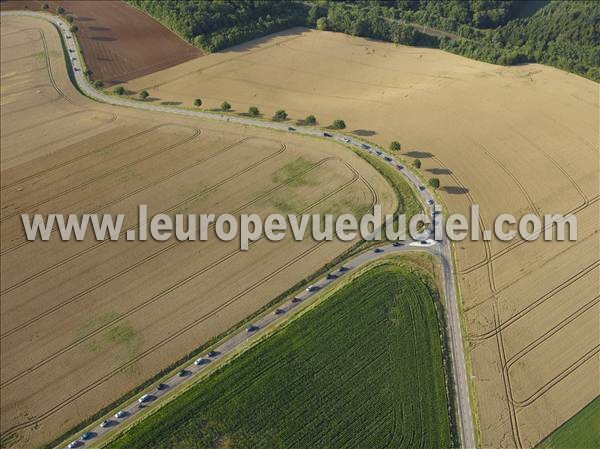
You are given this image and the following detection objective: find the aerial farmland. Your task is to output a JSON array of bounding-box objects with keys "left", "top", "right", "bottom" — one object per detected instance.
[{"left": 1, "top": 1, "right": 598, "bottom": 449}]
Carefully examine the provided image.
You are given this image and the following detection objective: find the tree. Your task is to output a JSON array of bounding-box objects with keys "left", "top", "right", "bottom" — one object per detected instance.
[
  {"left": 193, "top": 98, "right": 202, "bottom": 107},
  {"left": 273, "top": 109, "right": 288, "bottom": 121},
  {"left": 428, "top": 177, "right": 440, "bottom": 189},
  {"left": 248, "top": 106, "right": 260, "bottom": 117},
  {"left": 305, "top": 115, "right": 317, "bottom": 125},
  {"left": 56, "top": 6, "right": 65, "bottom": 14},
  {"left": 66, "top": 15, "right": 74, "bottom": 23},
  {"left": 70, "top": 25, "right": 78, "bottom": 33},
  {"left": 331, "top": 119, "right": 346, "bottom": 129},
  {"left": 139, "top": 90, "right": 149, "bottom": 100},
  {"left": 113, "top": 86, "right": 125, "bottom": 95},
  {"left": 93, "top": 80, "right": 104, "bottom": 88},
  {"left": 413, "top": 159, "right": 421, "bottom": 169},
  {"left": 42, "top": 3, "right": 49, "bottom": 10},
  {"left": 221, "top": 101, "right": 231, "bottom": 111},
  {"left": 316, "top": 17, "right": 327, "bottom": 31},
  {"left": 390, "top": 141, "right": 401, "bottom": 152}
]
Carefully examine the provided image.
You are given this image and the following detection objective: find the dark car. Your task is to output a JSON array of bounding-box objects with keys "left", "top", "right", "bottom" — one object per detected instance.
[
  {"left": 339, "top": 265, "right": 351, "bottom": 272},
  {"left": 288, "top": 127, "right": 296, "bottom": 131},
  {"left": 392, "top": 241, "right": 403, "bottom": 247},
  {"left": 291, "top": 296, "right": 302, "bottom": 303},
  {"left": 326, "top": 273, "right": 337, "bottom": 280},
  {"left": 361, "top": 143, "right": 370, "bottom": 149},
  {"left": 323, "top": 132, "right": 333, "bottom": 137},
  {"left": 208, "top": 350, "right": 219, "bottom": 357},
  {"left": 428, "top": 199, "right": 435, "bottom": 205},
  {"left": 81, "top": 432, "right": 96, "bottom": 441},
  {"left": 384, "top": 156, "right": 392, "bottom": 161},
  {"left": 419, "top": 186, "right": 426, "bottom": 191},
  {"left": 157, "top": 383, "right": 169, "bottom": 391},
  {"left": 178, "top": 369, "right": 189, "bottom": 377},
  {"left": 396, "top": 165, "right": 404, "bottom": 170},
  {"left": 374, "top": 248, "right": 384, "bottom": 253},
  {"left": 246, "top": 324, "right": 258, "bottom": 332}
]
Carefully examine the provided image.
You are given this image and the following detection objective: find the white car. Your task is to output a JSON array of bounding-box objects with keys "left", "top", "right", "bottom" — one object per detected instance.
[
  {"left": 343, "top": 138, "right": 351, "bottom": 143},
  {"left": 194, "top": 357, "right": 205, "bottom": 366},
  {"left": 114, "top": 410, "right": 127, "bottom": 419},
  {"left": 67, "top": 441, "right": 80, "bottom": 449},
  {"left": 100, "top": 420, "right": 111, "bottom": 428},
  {"left": 138, "top": 394, "right": 151, "bottom": 403}
]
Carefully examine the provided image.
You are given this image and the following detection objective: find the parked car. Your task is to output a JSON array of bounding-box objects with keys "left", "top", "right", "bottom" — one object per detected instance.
[
  {"left": 114, "top": 410, "right": 127, "bottom": 419},
  {"left": 81, "top": 432, "right": 95, "bottom": 441},
  {"left": 288, "top": 127, "right": 296, "bottom": 131},
  {"left": 100, "top": 420, "right": 111, "bottom": 428},
  {"left": 323, "top": 132, "right": 333, "bottom": 137},
  {"left": 194, "top": 358, "right": 206, "bottom": 366},
  {"left": 138, "top": 394, "right": 151, "bottom": 403}
]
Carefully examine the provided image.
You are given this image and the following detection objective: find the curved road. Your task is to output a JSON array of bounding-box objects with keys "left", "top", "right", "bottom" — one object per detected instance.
[{"left": 1, "top": 11, "right": 475, "bottom": 449}]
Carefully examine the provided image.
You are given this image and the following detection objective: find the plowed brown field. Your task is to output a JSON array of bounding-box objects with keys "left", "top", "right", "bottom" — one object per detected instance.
[
  {"left": 122, "top": 28, "right": 600, "bottom": 449},
  {"left": 0, "top": 0, "right": 201, "bottom": 84},
  {"left": 0, "top": 17, "right": 395, "bottom": 449}
]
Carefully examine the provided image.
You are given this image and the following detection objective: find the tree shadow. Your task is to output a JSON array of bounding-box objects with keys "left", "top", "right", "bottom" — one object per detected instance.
[
  {"left": 440, "top": 186, "right": 469, "bottom": 194},
  {"left": 75, "top": 16, "right": 95, "bottom": 22},
  {"left": 90, "top": 36, "right": 117, "bottom": 42},
  {"left": 160, "top": 101, "right": 182, "bottom": 106},
  {"left": 426, "top": 167, "right": 452, "bottom": 175},
  {"left": 404, "top": 151, "right": 434, "bottom": 158},
  {"left": 88, "top": 26, "right": 111, "bottom": 32},
  {"left": 352, "top": 129, "right": 377, "bottom": 136}
]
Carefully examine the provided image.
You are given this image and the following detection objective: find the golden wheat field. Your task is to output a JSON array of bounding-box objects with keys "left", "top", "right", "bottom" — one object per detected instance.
[
  {"left": 0, "top": 17, "right": 396, "bottom": 448},
  {"left": 123, "top": 27, "right": 600, "bottom": 449}
]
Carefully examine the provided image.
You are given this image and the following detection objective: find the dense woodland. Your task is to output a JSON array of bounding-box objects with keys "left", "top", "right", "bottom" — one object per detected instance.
[{"left": 127, "top": 0, "right": 600, "bottom": 81}]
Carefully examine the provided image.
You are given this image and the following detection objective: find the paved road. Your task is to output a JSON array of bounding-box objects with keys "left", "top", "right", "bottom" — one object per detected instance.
[{"left": 2, "top": 11, "right": 476, "bottom": 449}]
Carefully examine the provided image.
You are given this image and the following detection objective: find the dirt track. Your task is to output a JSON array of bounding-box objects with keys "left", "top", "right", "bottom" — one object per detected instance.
[
  {"left": 122, "top": 27, "right": 600, "bottom": 449},
  {"left": 0, "top": 16, "right": 395, "bottom": 449},
  {"left": 0, "top": 0, "right": 201, "bottom": 84}
]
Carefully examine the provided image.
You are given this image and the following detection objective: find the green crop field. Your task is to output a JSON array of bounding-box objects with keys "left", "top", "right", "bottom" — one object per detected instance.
[
  {"left": 106, "top": 262, "right": 452, "bottom": 449},
  {"left": 536, "top": 397, "right": 600, "bottom": 449}
]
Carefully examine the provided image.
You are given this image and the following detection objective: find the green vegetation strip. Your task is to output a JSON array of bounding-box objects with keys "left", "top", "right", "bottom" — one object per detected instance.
[
  {"left": 105, "top": 262, "right": 452, "bottom": 449},
  {"left": 535, "top": 396, "right": 600, "bottom": 449}
]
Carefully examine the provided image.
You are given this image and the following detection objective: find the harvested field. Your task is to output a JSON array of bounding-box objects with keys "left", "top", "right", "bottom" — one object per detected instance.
[
  {"left": 0, "top": 0, "right": 201, "bottom": 85},
  {"left": 122, "top": 28, "right": 600, "bottom": 448},
  {"left": 0, "top": 17, "right": 396, "bottom": 449},
  {"left": 106, "top": 261, "right": 452, "bottom": 449}
]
